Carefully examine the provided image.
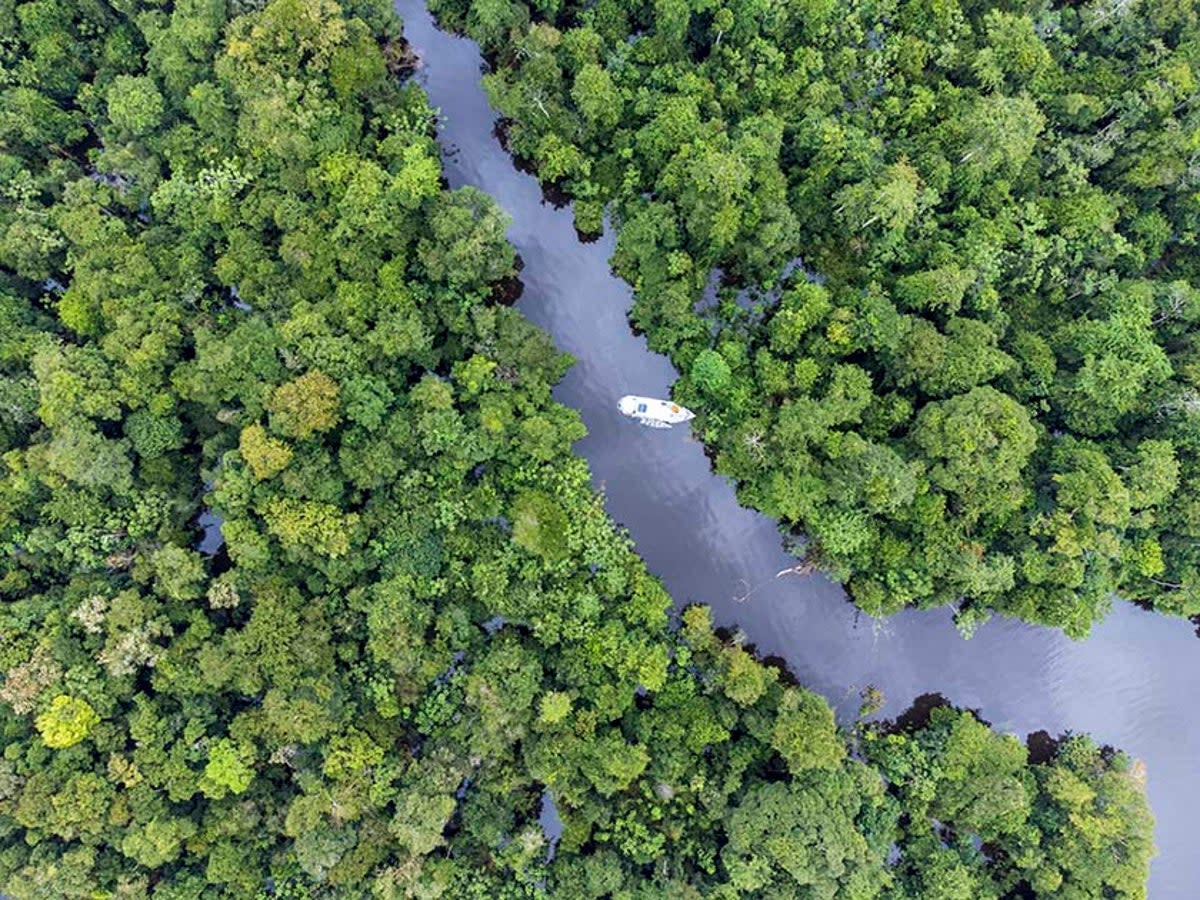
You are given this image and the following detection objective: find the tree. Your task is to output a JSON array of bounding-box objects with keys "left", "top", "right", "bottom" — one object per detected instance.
[
  {"left": 35, "top": 695, "right": 100, "bottom": 749},
  {"left": 1030, "top": 737, "right": 1154, "bottom": 897},
  {"left": 910, "top": 387, "right": 1036, "bottom": 526},
  {"left": 572, "top": 63, "right": 621, "bottom": 133},
  {"left": 417, "top": 187, "right": 515, "bottom": 288},
  {"left": 690, "top": 348, "right": 731, "bottom": 395},
  {"left": 510, "top": 490, "right": 570, "bottom": 562},
  {"left": 105, "top": 75, "right": 166, "bottom": 136},
  {"left": 722, "top": 769, "right": 892, "bottom": 896},
  {"left": 268, "top": 370, "right": 341, "bottom": 439},
  {"left": 201, "top": 738, "right": 255, "bottom": 798},
  {"left": 770, "top": 687, "right": 845, "bottom": 773}
]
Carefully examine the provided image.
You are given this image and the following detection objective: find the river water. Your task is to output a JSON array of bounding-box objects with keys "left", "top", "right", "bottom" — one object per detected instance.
[{"left": 394, "top": 2, "right": 1199, "bottom": 893}]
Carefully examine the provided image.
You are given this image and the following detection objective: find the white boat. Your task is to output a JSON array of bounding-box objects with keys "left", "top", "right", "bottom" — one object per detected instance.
[{"left": 618, "top": 395, "right": 696, "bottom": 428}]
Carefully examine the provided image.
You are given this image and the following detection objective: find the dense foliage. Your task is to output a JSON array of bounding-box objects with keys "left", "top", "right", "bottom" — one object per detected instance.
[
  {"left": 0, "top": 0, "right": 1153, "bottom": 895},
  {"left": 431, "top": 0, "right": 1200, "bottom": 635}
]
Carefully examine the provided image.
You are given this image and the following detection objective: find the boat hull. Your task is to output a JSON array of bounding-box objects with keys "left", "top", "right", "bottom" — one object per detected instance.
[{"left": 618, "top": 395, "right": 695, "bottom": 427}]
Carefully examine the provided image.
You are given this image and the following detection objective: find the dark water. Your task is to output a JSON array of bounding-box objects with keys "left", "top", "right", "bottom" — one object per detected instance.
[
  {"left": 197, "top": 510, "right": 224, "bottom": 555},
  {"left": 539, "top": 789, "right": 563, "bottom": 862},
  {"left": 394, "top": 2, "right": 1200, "bottom": 893}
]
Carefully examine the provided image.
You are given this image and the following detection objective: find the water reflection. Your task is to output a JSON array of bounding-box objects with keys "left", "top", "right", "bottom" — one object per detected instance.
[
  {"left": 196, "top": 510, "right": 224, "bottom": 556},
  {"left": 539, "top": 789, "right": 563, "bottom": 863}
]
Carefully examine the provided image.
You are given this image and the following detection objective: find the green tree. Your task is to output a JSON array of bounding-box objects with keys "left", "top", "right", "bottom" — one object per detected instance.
[
  {"left": 911, "top": 387, "right": 1036, "bottom": 526},
  {"left": 105, "top": 75, "right": 166, "bottom": 136},
  {"left": 35, "top": 695, "right": 100, "bottom": 749},
  {"left": 269, "top": 370, "right": 341, "bottom": 439},
  {"left": 201, "top": 738, "right": 255, "bottom": 798}
]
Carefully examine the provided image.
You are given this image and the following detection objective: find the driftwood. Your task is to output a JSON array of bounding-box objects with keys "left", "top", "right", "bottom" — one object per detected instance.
[{"left": 734, "top": 560, "right": 818, "bottom": 603}]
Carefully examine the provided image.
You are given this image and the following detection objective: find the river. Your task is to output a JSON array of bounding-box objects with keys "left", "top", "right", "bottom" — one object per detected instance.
[{"left": 393, "top": 1, "right": 1200, "bottom": 893}]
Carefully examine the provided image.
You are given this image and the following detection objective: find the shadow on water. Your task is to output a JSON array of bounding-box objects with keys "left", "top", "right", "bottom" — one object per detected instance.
[
  {"left": 394, "top": 0, "right": 1200, "bottom": 894},
  {"left": 887, "top": 692, "right": 956, "bottom": 734},
  {"left": 1025, "top": 730, "right": 1062, "bottom": 766}
]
